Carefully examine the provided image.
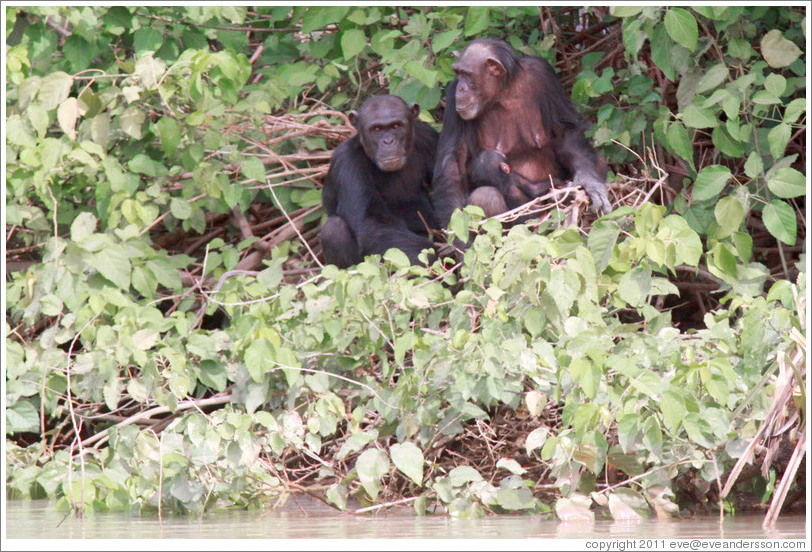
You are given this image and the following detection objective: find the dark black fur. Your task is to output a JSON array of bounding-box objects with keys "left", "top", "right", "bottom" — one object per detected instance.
[
  {"left": 321, "top": 97, "right": 438, "bottom": 268},
  {"left": 470, "top": 149, "right": 554, "bottom": 201}
]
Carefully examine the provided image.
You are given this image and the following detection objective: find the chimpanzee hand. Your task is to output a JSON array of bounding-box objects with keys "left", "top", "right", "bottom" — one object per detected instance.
[{"left": 572, "top": 170, "right": 611, "bottom": 215}]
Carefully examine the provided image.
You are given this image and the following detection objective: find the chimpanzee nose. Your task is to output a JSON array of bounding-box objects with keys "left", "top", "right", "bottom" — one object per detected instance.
[{"left": 382, "top": 135, "right": 394, "bottom": 146}]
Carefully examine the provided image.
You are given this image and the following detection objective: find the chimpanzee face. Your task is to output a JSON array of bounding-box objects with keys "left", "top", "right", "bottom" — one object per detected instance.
[
  {"left": 452, "top": 42, "right": 506, "bottom": 121},
  {"left": 350, "top": 96, "right": 419, "bottom": 172}
]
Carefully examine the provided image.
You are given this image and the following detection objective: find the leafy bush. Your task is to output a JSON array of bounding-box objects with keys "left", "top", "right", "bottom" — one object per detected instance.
[{"left": 5, "top": 6, "right": 806, "bottom": 518}]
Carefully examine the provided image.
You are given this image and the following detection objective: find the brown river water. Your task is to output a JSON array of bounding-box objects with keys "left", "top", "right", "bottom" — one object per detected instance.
[{"left": 3, "top": 496, "right": 808, "bottom": 545}]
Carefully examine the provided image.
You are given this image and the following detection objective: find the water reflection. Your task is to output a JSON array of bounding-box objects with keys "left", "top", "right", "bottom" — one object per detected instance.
[{"left": 4, "top": 498, "right": 807, "bottom": 541}]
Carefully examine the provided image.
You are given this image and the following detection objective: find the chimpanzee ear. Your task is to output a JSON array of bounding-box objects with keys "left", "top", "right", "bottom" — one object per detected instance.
[
  {"left": 348, "top": 110, "right": 360, "bottom": 129},
  {"left": 409, "top": 103, "right": 420, "bottom": 119},
  {"left": 485, "top": 57, "right": 506, "bottom": 77}
]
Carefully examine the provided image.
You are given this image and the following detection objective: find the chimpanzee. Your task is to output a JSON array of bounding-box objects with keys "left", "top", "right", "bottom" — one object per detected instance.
[
  {"left": 470, "top": 149, "right": 559, "bottom": 213},
  {"left": 321, "top": 95, "right": 438, "bottom": 268},
  {"left": 432, "top": 38, "right": 611, "bottom": 224}
]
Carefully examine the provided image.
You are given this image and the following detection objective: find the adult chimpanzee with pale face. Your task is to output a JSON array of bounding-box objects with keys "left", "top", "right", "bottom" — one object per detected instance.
[
  {"left": 321, "top": 95, "right": 438, "bottom": 268},
  {"left": 432, "top": 38, "right": 611, "bottom": 224}
]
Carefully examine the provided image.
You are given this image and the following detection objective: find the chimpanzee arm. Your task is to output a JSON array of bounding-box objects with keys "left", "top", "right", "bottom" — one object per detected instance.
[
  {"left": 432, "top": 80, "right": 473, "bottom": 228},
  {"left": 529, "top": 58, "right": 611, "bottom": 215},
  {"left": 556, "top": 129, "right": 611, "bottom": 214}
]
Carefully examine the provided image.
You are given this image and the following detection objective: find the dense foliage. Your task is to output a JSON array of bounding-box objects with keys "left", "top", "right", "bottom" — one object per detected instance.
[{"left": 5, "top": 6, "right": 806, "bottom": 520}]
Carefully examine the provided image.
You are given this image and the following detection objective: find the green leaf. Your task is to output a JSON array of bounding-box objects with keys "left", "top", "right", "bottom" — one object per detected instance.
[
  {"left": 525, "top": 427, "right": 549, "bottom": 455},
  {"left": 27, "top": 103, "right": 49, "bottom": 138},
  {"left": 257, "top": 259, "right": 284, "bottom": 290},
  {"left": 767, "top": 123, "right": 791, "bottom": 160},
  {"left": 743, "top": 152, "right": 763, "bottom": 179},
  {"left": 383, "top": 248, "right": 410, "bottom": 269},
  {"left": 642, "top": 417, "right": 663, "bottom": 457},
  {"left": 128, "top": 153, "right": 167, "bottom": 177},
  {"left": 760, "top": 29, "right": 802, "bottom": 68},
  {"left": 6, "top": 401, "right": 40, "bottom": 434},
  {"left": 38, "top": 71, "right": 73, "bottom": 111},
  {"left": 133, "top": 27, "right": 163, "bottom": 54},
  {"left": 447, "top": 209, "right": 471, "bottom": 244},
  {"left": 356, "top": 448, "right": 390, "bottom": 499},
  {"left": 555, "top": 494, "right": 594, "bottom": 521},
  {"left": 449, "top": 466, "right": 483, "bottom": 487},
  {"left": 497, "top": 480, "right": 535, "bottom": 510},
  {"left": 608, "top": 488, "right": 649, "bottom": 520},
  {"left": 783, "top": 98, "right": 806, "bottom": 123},
  {"left": 147, "top": 258, "right": 182, "bottom": 291},
  {"left": 6, "top": 115, "right": 35, "bottom": 148},
  {"left": 405, "top": 60, "right": 438, "bottom": 88},
  {"left": 90, "top": 244, "right": 132, "bottom": 289},
  {"left": 682, "top": 104, "right": 719, "bottom": 129},
  {"left": 336, "top": 431, "right": 377, "bottom": 460},
  {"left": 587, "top": 220, "right": 621, "bottom": 273},
  {"left": 664, "top": 8, "right": 698, "bottom": 52},
  {"left": 390, "top": 442, "right": 424, "bottom": 486},
  {"left": 63, "top": 35, "right": 96, "bottom": 72},
  {"left": 120, "top": 107, "right": 145, "bottom": 139},
  {"left": 523, "top": 308, "right": 546, "bottom": 338},
  {"left": 712, "top": 127, "right": 744, "bottom": 159},
  {"left": 525, "top": 390, "right": 547, "bottom": 417},
  {"left": 763, "top": 73, "right": 787, "bottom": 97},
  {"left": 301, "top": 7, "right": 350, "bottom": 33},
  {"left": 464, "top": 7, "right": 491, "bottom": 36},
  {"left": 617, "top": 415, "right": 640, "bottom": 454},
  {"left": 767, "top": 167, "right": 805, "bottom": 199},
  {"left": 156, "top": 117, "right": 181, "bottom": 156},
  {"left": 666, "top": 122, "right": 694, "bottom": 169},
  {"left": 71, "top": 212, "right": 97, "bottom": 241},
  {"left": 649, "top": 22, "right": 675, "bottom": 81},
  {"left": 692, "top": 165, "right": 731, "bottom": 202},
  {"left": 340, "top": 29, "right": 366, "bottom": 60},
  {"left": 135, "top": 54, "right": 167, "bottom": 89},
  {"left": 57, "top": 97, "right": 80, "bottom": 140},
  {"left": 697, "top": 64, "right": 729, "bottom": 94},
  {"left": 660, "top": 390, "right": 686, "bottom": 434},
  {"left": 432, "top": 29, "right": 462, "bottom": 53},
  {"left": 683, "top": 413, "right": 716, "bottom": 448},
  {"left": 617, "top": 266, "right": 651, "bottom": 307},
  {"left": 496, "top": 458, "right": 527, "bottom": 475},
  {"left": 710, "top": 243, "right": 737, "bottom": 276},
  {"left": 751, "top": 90, "right": 781, "bottom": 105},
  {"left": 728, "top": 38, "right": 755, "bottom": 60},
  {"left": 170, "top": 197, "right": 193, "bottom": 220},
  {"left": 132, "top": 329, "right": 160, "bottom": 350},
  {"left": 705, "top": 373, "right": 730, "bottom": 406},
  {"left": 631, "top": 371, "right": 662, "bottom": 399},
  {"left": 731, "top": 231, "right": 753, "bottom": 263},
  {"left": 241, "top": 157, "right": 266, "bottom": 183},
  {"left": 39, "top": 294, "right": 63, "bottom": 316},
  {"left": 244, "top": 338, "right": 276, "bottom": 383},
  {"left": 610, "top": 7, "right": 643, "bottom": 17},
  {"left": 762, "top": 200, "right": 797, "bottom": 246},
  {"left": 714, "top": 195, "right": 745, "bottom": 239}
]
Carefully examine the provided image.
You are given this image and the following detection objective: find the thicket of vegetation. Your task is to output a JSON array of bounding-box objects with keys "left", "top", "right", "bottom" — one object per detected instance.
[{"left": 5, "top": 6, "right": 806, "bottom": 522}]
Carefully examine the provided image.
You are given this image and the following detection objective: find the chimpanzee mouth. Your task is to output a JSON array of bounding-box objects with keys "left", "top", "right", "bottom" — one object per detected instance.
[
  {"left": 455, "top": 103, "right": 477, "bottom": 120},
  {"left": 377, "top": 157, "right": 406, "bottom": 171}
]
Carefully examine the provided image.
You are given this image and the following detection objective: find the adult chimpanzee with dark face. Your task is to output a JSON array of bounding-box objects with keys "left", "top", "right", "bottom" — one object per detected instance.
[
  {"left": 321, "top": 95, "right": 438, "bottom": 268},
  {"left": 432, "top": 38, "right": 611, "bottom": 224}
]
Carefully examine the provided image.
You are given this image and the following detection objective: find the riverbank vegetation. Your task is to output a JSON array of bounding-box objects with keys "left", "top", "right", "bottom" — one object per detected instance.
[{"left": 5, "top": 6, "right": 806, "bottom": 522}]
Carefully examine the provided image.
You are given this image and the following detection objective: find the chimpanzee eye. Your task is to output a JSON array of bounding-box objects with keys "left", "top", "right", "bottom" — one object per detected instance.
[{"left": 392, "top": 122, "right": 401, "bottom": 130}]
